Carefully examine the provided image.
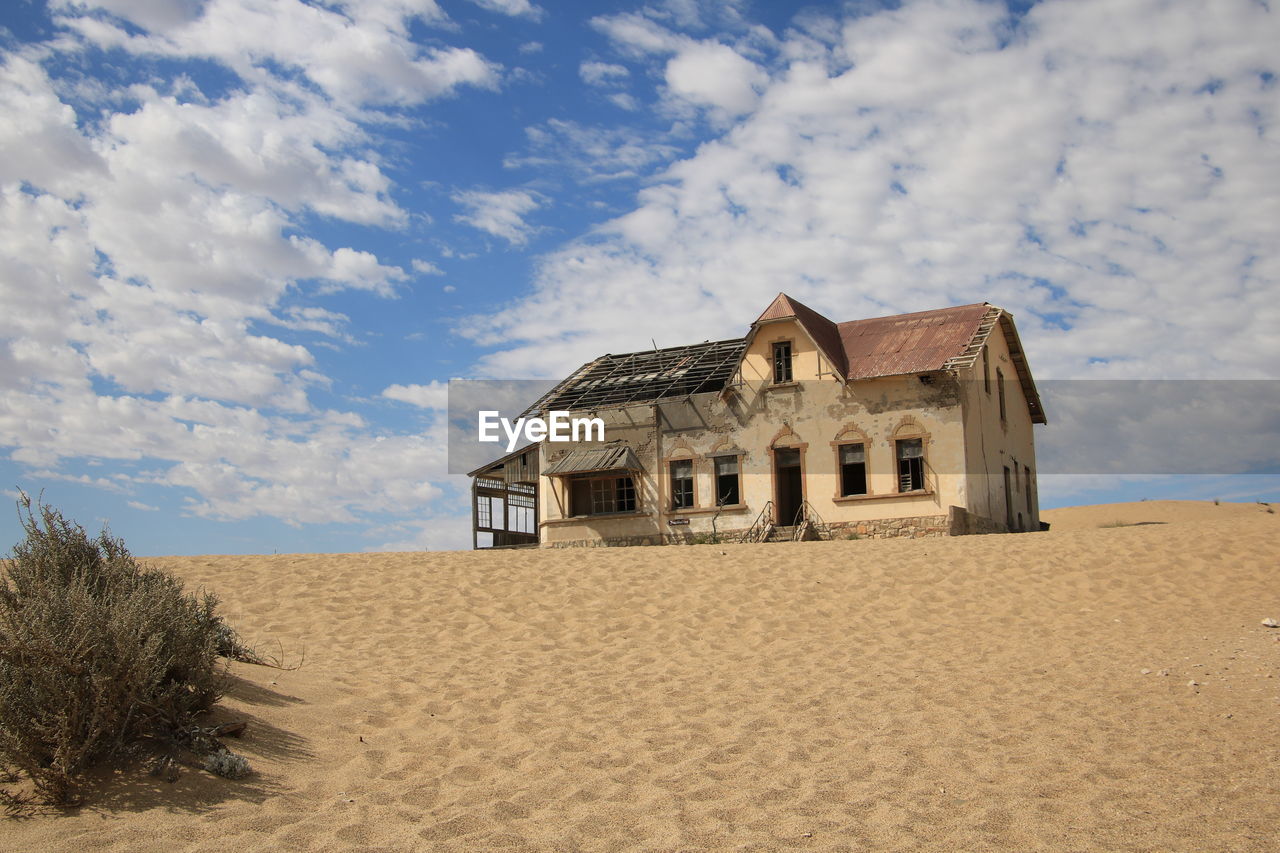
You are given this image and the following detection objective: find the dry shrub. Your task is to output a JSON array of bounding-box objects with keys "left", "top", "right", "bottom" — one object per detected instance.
[{"left": 0, "top": 494, "right": 229, "bottom": 805}]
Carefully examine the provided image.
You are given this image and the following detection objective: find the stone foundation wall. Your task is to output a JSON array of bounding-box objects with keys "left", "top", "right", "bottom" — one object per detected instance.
[
  {"left": 825, "top": 515, "right": 951, "bottom": 540},
  {"left": 543, "top": 506, "right": 1013, "bottom": 547}
]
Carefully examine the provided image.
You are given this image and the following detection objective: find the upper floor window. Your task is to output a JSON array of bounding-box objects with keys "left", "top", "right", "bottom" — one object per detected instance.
[
  {"left": 896, "top": 438, "right": 924, "bottom": 492},
  {"left": 670, "top": 459, "right": 694, "bottom": 509},
  {"left": 772, "top": 341, "right": 793, "bottom": 384},
  {"left": 713, "top": 455, "right": 740, "bottom": 506},
  {"left": 983, "top": 345, "right": 991, "bottom": 394},
  {"left": 839, "top": 443, "right": 867, "bottom": 496}
]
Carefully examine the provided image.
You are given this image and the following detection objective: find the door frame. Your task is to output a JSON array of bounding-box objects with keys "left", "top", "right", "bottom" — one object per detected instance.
[{"left": 769, "top": 442, "right": 809, "bottom": 525}]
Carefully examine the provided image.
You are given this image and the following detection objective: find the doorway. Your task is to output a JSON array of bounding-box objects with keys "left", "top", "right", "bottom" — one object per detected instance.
[{"left": 774, "top": 447, "right": 803, "bottom": 526}]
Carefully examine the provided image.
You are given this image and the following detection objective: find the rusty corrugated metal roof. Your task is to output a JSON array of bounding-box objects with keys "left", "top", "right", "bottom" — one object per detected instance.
[
  {"left": 837, "top": 303, "right": 990, "bottom": 380},
  {"left": 756, "top": 294, "right": 992, "bottom": 381},
  {"left": 543, "top": 445, "right": 641, "bottom": 476}
]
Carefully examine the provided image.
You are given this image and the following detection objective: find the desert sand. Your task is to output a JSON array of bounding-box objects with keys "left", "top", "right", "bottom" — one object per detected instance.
[{"left": 4, "top": 500, "right": 1278, "bottom": 851}]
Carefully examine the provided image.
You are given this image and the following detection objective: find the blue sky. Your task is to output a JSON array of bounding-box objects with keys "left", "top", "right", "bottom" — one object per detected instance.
[{"left": 0, "top": 0, "right": 1277, "bottom": 555}]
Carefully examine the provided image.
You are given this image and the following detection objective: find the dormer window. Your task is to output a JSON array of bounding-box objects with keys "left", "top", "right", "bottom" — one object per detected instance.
[{"left": 772, "top": 341, "right": 793, "bottom": 384}]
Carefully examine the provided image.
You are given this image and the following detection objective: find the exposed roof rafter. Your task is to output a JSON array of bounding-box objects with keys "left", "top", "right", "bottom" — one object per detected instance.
[{"left": 521, "top": 338, "right": 747, "bottom": 416}]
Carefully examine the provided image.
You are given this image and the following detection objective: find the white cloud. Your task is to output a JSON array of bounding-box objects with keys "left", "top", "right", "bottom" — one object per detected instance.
[
  {"left": 580, "top": 60, "right": 630, "bottom": 86},
  {"left": 381, "top": 381, "right": 449, "bottom": 410},
  {"left": 451, "top": 188, "right": 544, "bottom": 246},
  {"left": 0, "top": 0, "right": 495, "bottom": 532},
  {"left": 664, "top": 41, "right": 765, "bottom": 114},
  {"left": 592, "top": 10, "right": 768, "bottom": 118},
  {"left": 412, "top": 258, "right": 444, "bottom": 275},
  {"left": 468, "top": 0, "right": 1280, "bottom": 384},
  {"left": 591, "top": 12, "right": 683, "bottom": 56},
  {"left": 53, "top": 0, "right": 499, "bottom": 110},
  {"left": 506, "top": 118, "right": 679, "bottom": 180},
  {"left": 368, "top": 511, "right": 473, "bottom": 551},
  {"left": 0, "top": 56, "right": 106, "bottom": 194},
  {"left": 466, "top": 0, "right": 543, "bottom": 20},
  {"left": 321, "top": 248, "right": 407, "bottom": 295},
  {"left": 608, "top": 92, "right": 640, "bottom": 111}
]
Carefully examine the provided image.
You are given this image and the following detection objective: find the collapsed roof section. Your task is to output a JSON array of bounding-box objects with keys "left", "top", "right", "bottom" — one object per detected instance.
[{"left": 521, "top": 338, "right": 747, "bottom": 416}]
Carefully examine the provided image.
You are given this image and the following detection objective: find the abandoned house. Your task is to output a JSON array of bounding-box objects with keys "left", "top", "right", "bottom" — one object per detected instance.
[{"left": 468, "top": 293, "right": 1046, "bottom": 548}]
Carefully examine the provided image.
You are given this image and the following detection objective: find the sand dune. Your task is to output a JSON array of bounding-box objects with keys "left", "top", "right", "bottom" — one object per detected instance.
[{"left": 5, "top": 500, "right": 1278, "bottom": 851}]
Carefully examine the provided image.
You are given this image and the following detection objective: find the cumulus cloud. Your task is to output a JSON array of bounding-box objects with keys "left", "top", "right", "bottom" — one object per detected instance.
[
  {"left": 52, "top": 0, "right": 498, "bottom": 110},
  {"left": 381, "top": 381, "right": 449, "bottom": 410},
  {"left": 0, "top": 0, "right": 498, "bottom": 534},
  {"left": 592, "top": 8, "right": 768, "bottom": 118},
  {"left": 664, "top": 41, "right": 765, "bottom": 114},
  {"left": 451, "top": 188, "right": 544, "bottom": 246},
  {"left": 468, "top": 0, "right": 1280, "bottom": 384}
]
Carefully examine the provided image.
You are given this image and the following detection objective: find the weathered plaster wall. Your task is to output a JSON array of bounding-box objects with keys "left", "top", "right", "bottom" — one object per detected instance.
[{"left": 960, "top": 319, "right": 1041, "bottom": 532}]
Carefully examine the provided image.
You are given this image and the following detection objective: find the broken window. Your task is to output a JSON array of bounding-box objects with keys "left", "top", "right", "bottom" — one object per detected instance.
[
  {"left": 772, "top": 341, "right": 793, "bottom": 384},
  {"left": 714, "top": 455, "right": 740, "bottom": 506},
  {"left": 896, "top": 438, "right": 924, "bottom": 492},
  {"left": 670, "top": 459, "right": 694, "bottom": 509},
  {"left": 839, "top": 443, "right": 867, "bottom": 496}
]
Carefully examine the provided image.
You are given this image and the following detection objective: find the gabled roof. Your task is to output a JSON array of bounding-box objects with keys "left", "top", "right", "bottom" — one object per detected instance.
[
  {"left": 754, "top": 293, "right": 848, "bottom": 377},
  {"left": 751, "top": 294, "right": 1045, "bottom": 424}
]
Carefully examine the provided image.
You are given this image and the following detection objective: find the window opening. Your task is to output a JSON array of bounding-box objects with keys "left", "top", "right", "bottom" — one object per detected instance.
[
  {"left": 714, "top": 455, "right": 740, "bottom": 505},
  {"left": 997, "top": 367, "right": 1007, "bottom": 421},
  {"left": 839, "top": 443, "right": 867, "bottom": 496},
  {"left": 897, "top": 438, "right": 924, "bottom": 492},
  {"left": 670, "top": 459, "right": 694, "bottom": 509},
  {"left": 772, "top": 341, "right": 793, "bottom": 384},
  {"left": 573, "top": 475, "right": 636, "bottom": 515}
]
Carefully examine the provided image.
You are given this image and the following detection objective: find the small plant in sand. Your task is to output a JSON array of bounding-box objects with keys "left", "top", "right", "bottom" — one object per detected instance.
[
  {"left": 202, "top": 750, "right": 252, "bottom": 780},
  {"left": 0, "top": 493, "right": 252, "bottom": 806}
]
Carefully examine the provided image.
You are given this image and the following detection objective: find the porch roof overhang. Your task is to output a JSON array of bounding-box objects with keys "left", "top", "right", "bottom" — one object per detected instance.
[{"left": 543, "top": 446, "right": 642, "bottom": 476}]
